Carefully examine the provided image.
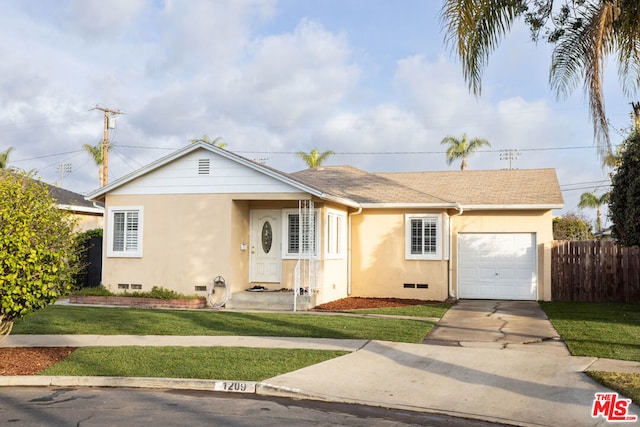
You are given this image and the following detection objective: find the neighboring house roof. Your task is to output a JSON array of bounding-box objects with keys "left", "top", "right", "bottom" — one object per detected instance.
[
  {"left": 291, "top": 167, "right": 564, "bottom": 209},
  {"left": 87, "top": 143, "right": 564, "bottom": 210},
  {"left": 45, "top": 182, "right": 104, "bottom": 215}
]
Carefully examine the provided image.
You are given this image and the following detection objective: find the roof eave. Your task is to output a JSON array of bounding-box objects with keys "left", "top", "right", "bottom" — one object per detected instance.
[
  {"left": 358, "top": 202, "right": 459, "bottom": 209},
  {"left": 460, "top": 204, "right": 565, "bottom": 210},
  {"left": 319, "top": 194, "right": 361, "bottom": 208},
  {"left": 357, "top": 203, "right": 564, "bottom": 210},
  {"left": 57, "top": 204, "right": 105, "bottom": 215}
]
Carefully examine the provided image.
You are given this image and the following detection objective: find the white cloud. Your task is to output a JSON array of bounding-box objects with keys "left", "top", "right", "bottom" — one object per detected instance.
[
  {"left": 228, "top": 19, "right": 361, "bottom": 128},
  {"left": 65, "top": 0, "right": 146, "bottom": 40}
]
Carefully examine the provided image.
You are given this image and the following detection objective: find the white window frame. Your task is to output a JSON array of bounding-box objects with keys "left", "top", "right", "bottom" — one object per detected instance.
[
  {"left": 405, "top": 214, "right": 442, "bottom": 260},
  {"left": 107, "top": 206, "right": 144, "bottom": 258},
  {"left": 282, "top": 208, "right": 320, "bottom": 259},
  {"left": 325, "top": 209, "right": 346, "bottom": 259}
]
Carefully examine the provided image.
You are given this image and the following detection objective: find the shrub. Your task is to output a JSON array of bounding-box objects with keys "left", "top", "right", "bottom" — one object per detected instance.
[
  {"left": 0, "top": 171, "right": 79, "bottom": 340},
  {"left": 73, "top": 286, "right": 114, "bottom": 297}
]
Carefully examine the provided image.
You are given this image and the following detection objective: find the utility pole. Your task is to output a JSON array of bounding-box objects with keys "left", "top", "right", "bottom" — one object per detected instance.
[
  {"left": 91, "top": 105, "right": 124, "bottom": 186},
  {"left": 631, "top": 102, "right": 640, "bottom": 132},
  {"left": 499, "top": 149, "right": 521, "bottom": 170},
  {"left": 56, "top": 163, "right": 72, "bottom": 186}
]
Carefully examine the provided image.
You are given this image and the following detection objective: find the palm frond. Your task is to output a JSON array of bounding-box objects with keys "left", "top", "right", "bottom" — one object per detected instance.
[
  {"left": 615, "top": 1, "right": 640, "bottom": 98},
  {"left": 440, "top": 0, "right": 525, "bottom": 95},
  {"left": 550, "top": 1, "right": 616, "bottom": 156},
  {"left": 297, "top": 148, "right": 334, "bottom": 168}
]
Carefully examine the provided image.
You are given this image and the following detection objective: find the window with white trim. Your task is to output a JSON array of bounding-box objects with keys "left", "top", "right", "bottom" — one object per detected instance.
[
  {"left": 107, "top": 207, "right": 143, "bottom": 258},
  {"left": 405, "top": 214, "right": 442, "bottom": 260},
  {"left": 325, "top": 210, "right": 346, "bottom": 259},
  {"left": 282, "top": 209, "right": 319, "bottom": 258}
]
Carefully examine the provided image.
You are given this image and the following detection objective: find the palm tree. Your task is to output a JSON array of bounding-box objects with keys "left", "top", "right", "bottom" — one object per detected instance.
[
  {"left": 0, "top": 147, "right": 13, "bottom": 169},
  {"left": 296, "top": 148, "right": 335, "bottom": 168},
  {"left": 440, "top": 1, "right": 640, "bottom": 159},
  {"left": 190, "top": 134, "right": 227, "bottom": 149},
  {"left": 440, "top": 134, "right": 490, "bottom": 170},
  {"left": 82, "top": 142, "right": 106, "bottom": 186},
  {"left": 578, "top": 191, "right": 610, "bottom": 232}
]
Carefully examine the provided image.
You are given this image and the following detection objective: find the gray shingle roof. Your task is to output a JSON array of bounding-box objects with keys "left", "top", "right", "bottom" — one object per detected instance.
[
  {"left": 291, "top": 166, "right": 564, "bottom": 207},
  {"left": 46, "top": 184, "right": 97, "bottom": 208}
]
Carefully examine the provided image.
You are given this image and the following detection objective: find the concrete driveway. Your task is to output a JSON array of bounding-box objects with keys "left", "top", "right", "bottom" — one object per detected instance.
[
  {"left": 423, "top": 300, "right": 570, "bottom": 355},
  {"left": 262, "top": 300, "right": 629, "bottom": 426}
]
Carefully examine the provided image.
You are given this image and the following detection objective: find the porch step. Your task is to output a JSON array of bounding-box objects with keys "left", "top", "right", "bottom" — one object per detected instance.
[{"left": 225, "top": 291, "right": 313, "bottom": 311}]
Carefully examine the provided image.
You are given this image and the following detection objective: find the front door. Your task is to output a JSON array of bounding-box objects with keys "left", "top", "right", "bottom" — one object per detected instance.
[{"left": 250, "top": 210, "right": 281, "bottom": 283}]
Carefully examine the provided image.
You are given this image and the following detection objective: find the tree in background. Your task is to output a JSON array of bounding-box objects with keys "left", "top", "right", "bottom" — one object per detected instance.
[
  {"left": 297, "top": 148, "right": 335, "bottom": 168},
  {"left": 578, "top": 191, "right": 610, "bottom": 232},
  {"left": 190, "top": 134, "right": 228, "bottom": 149},
  {"left": 82, "top": 142, "right": 106, "bottom": 186},
  {"left": 609, "top": 131, "right": 640, "bottom": 246},
  {"left": 0, "top": 171, "right": 79, "bottom": 342},
  {"left": 440, "top": 133, "right": 490, "bottom": 170},
  {"left": 553, "top": 214, "right": 593, "bottom": 241},
  {"left": 0, "top": 147, "right": 13, "bottom": 169},
  {"left": 441, "top": 0, "right": 640, "bottom": 159}
]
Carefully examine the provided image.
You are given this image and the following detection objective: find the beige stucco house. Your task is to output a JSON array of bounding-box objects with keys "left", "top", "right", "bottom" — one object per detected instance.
[
  {"left": 47, "top": 183, "right": 104, "bottom": 232},
  {"left": 87, "top": 142, "right": 563, "bottom": 308}
]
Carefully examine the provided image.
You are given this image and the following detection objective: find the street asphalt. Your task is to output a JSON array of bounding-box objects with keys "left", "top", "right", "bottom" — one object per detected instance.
[{"left": 1, "top": 300, "right": 639, "bottom": 426}]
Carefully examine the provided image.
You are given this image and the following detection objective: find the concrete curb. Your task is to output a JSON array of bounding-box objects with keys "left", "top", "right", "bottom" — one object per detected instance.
[{"left": 0, "top": 375, "right": 257, "bottom": 393}]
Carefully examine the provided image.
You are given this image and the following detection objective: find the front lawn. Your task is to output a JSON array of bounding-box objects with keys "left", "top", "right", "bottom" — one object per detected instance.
[
  {"left": 11, "top": 305, "right": 435, "bottom": 343},
  {"left": 539, "top": 302, "right": 640, "bottom": 361},
  {"left": 540, "top": 302, "right": 640, "bottom": 404}
]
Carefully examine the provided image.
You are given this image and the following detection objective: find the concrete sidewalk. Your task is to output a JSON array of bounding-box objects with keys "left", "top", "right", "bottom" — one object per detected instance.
[
  {"left": 1, "top": 300, "right": 639, "bottom": 426},
  {"left": 0, "top": 335, "right": 367, "bottom": 352}
]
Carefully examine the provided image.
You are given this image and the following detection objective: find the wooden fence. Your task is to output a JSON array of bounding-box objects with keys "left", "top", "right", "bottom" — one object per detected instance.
[{"left": 551, "top": 240, "right": 640, "bottom": 302}]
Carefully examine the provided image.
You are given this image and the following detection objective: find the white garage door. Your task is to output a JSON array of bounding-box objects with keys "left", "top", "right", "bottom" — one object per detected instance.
[{"left": 458, "top": 233, "right": 537, "bottom": 300}]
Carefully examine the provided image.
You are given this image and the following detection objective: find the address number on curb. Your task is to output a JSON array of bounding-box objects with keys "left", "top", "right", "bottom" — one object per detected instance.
[{"left": 214, "top": 381, "right": 256, "bottom": 393}]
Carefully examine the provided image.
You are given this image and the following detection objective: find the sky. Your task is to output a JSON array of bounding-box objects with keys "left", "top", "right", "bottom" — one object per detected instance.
[{"left": 0, "top": 0, "right": 629, "bottom": 229}]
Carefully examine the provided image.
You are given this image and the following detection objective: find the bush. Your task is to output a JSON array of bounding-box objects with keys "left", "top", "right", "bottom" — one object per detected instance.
[
  {"left": 73, "top": 286, "right": 199, "bottom": 300},
  {"left": 553, "top": 214, "right": 593, "bottom": 240},
  {"left": 610, "top": 132, "right": 640, "bottom": 246},
  {"left": 72, "top": 286, "right": 114, "bottom": 297},
  {"left": 0, "top": 171, "right": 79, "bottom": 339}
]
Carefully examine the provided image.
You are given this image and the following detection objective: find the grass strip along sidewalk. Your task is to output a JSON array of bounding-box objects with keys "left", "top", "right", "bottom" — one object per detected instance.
[
  {"left": 7, "top": 304, "right": 444, "bottom": 381},
  {"left": 39, "top": 347, "right": 349, "bottom": 381},
  {"left": 540, "top": 301, "right": 640, "bottom": 405}
]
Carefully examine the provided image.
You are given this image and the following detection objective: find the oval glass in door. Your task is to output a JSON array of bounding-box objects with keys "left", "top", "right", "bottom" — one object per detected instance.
[{"left": 261, "top": 221, "right": 273, "bottom": 253}]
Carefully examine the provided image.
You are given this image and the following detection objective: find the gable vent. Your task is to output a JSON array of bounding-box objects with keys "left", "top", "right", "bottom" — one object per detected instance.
[{"left": 198, "top": 159, "right": 211, "bottom": 175}]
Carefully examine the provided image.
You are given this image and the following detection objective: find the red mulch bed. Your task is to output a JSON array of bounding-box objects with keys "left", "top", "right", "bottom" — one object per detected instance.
[
  {"left": 313, "top": 297, "right": 436, "bottom": 311},
  {"left": 0, "top": 347, "right": 77, "bottom": 376}
]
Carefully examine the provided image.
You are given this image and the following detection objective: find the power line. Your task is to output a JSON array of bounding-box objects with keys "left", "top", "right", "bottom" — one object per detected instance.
[
  {"left": 115, "top": 145, "right": 596, "bottom": 155},
  {"left": 9, "top": 150, "right": 84, "bottom": 163},
  {"left": 560, "top": 180, "right": 611, "bottom": 188}
]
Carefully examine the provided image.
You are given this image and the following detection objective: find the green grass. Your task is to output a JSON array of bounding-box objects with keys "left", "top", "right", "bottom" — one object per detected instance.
[
  {"left": 587, "top": 371, "right": 640, "bottom": 405},
  {"left": 12, "top": 305, "right": 434, "bottom": 343},
  {"left": 345, "top": 303, "right": 451, "bottom": 318},
  {"left": 539, "top": 302, "right": 640, "bottom": 361},
  {"left": 40, "top": 347, "right": 348, "bottom": 381}
]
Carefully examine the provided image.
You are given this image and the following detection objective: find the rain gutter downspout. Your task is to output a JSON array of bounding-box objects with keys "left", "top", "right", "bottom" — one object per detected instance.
[
  {"left": 347, "top": 206, "right": 363, "bottom": 295},
  {"left": 449, "top": 203, "right": 463, "bottom": 300}
]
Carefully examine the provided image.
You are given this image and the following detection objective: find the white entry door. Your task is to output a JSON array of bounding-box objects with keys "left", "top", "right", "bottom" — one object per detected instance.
[
  {"left": 458, "top": 233, "right": 537, "bottom": 300},
  {"left": 250, "top": 210, "right": 281, "bottom": 283}
]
